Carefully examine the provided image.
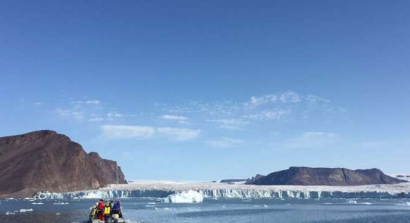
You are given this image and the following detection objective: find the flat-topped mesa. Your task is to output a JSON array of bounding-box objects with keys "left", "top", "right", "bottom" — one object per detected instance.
[
  {"left": 247, "top": 167, "right": 405, "bottom": 186},
  {"left": 0, "top": 130, "right": 127, "bottom": 198}
]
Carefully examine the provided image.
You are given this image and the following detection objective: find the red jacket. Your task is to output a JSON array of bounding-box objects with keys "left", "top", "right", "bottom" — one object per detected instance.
[{"left": 98, "top": 201, "right": 105, "bottom": 210}]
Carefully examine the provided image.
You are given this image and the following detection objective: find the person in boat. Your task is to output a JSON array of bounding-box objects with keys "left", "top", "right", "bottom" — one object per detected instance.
[
  {"left": 104, "top": 200, "right": 113, "bottom": 223},
  {"left": 112, "top": 200, "right": 122, "bottom": 218},
  {"left": 90, "top": 202, "right": 99, "bottom": 219},
  {"left": 98, "top": 199, "right": 106, "bottom": 221}
]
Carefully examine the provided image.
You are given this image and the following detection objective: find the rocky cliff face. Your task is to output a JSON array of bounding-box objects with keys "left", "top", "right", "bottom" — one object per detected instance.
[
  {"left": 0, "top": 130, "right": 126, "bottom": 198},
  {"left": 249, "top": 167, "right": 405, "bottom": 186}
]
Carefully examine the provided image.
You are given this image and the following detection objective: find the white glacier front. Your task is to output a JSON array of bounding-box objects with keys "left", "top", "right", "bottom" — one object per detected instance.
[{"left": 34, "top": 180, "right": 410, "bottom": 200}]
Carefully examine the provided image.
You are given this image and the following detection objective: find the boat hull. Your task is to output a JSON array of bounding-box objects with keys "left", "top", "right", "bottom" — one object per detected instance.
[{"left": 90, "top": 218, "right": 126, "bottom": 223}]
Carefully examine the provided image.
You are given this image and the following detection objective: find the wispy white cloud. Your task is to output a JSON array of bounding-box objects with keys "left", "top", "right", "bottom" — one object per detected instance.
[
  {"left": 56, "top": 108, "right": 71, "bottom": 116},
  {"left": 157, "top": 127, "right": 200, "bottom": 141},
  {"left": 101, "top": 125, "right": 200, "bottom": 141},
  {"left": 101, "top": 125, "right": 156, "bottom": 140},
  {"left": 56, "top": 108, "right": 84, "bottom": 120},
  {"left": 54, "top": 98, "right": 140, "bottom": 123},
  {"left": 34, "top": 102, "right": 44, "bottom": 106},
  {"left": 206, "top": 119, "right": 249, "bottom": 130},
  {"left": 282, "top": 132, "right": 340, "bottom": 149},
  {"left": 206, "top": 137, "right": 244, "bottom": 148},
  {"left": 305, "top": 95, "right": 331, "bottom": 103},
  {"left": 245, "top": 110, "right": 290, "bottom": 120},
  {"left": 355, "top": 140, "right": 410, "bottom": 150},
  {"left": 71, "top": 100, "right": 101, "bottom": 105},
  {"left": 50, "top": 91, "right": 346, "bottom": 142},
  {"left": 161, "top": 114, "right": 189, "bottom": 124},
  {"left": 163, "top": 100, "right": 242, "bottom": 116},
  {"left": 71, "top": 111, "right": 84, "bottom": 120},
  {"left": 88, "top": 117, "right": 104, "bottom": 122},
  {"left": 107, "top": 112, "right": 124, "bottom": 118},
  {"left": 245, "top": 91, "right": 302, "bottom": 108},
  {"left": 71, "top": 100, "right": 84, "bottom": 105},
  {"left": 160, "top": 91, "right": 342, "bottom": 125},
  {"left": 86, "top": 100, "right": 100, "bottom": 105}
]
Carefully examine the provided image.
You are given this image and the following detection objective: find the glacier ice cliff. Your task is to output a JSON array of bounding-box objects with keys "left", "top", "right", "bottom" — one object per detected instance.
[{"left": 34, "top": 181, "right": 410, "bottom": 200}]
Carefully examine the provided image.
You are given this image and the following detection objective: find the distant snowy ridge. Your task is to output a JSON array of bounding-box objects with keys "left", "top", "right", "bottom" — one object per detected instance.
[
  {"left": 34, "top": 181, "right": 410, "bottom": 200},
  {"left": 389, "top": 174, "right": 410, "bottom": 182}
]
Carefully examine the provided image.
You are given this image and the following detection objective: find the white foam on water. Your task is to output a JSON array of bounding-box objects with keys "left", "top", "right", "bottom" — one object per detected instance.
[
  {"left": 396, "top": 202, "right": 410, "bottom": 206},
  {"left": 53, "top": 202, "right": 69, "bottom": 205},
  {"left": 360, "top": 202, "right": 372, "bottom": 205}
]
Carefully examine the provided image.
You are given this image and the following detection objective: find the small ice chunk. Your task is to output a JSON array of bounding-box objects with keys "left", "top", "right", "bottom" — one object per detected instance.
[{"left": 20, "top": 209, "right": 33, "bottom": 212}]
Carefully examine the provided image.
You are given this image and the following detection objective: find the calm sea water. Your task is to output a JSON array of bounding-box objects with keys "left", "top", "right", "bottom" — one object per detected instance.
[{"left": 1, "top": 198, "right": 410, "bottom": 223}]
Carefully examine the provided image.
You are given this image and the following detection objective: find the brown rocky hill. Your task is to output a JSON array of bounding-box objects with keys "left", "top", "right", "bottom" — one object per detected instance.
[
  {"left": 248, "top": 167, "right": 405, "bottom": 186},
  {"left": 0, "top": 130, "right": 126, "bottom": 198}
]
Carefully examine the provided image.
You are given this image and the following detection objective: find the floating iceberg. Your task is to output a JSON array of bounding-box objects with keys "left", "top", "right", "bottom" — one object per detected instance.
[{"left": 163, "top": 190, "right": 204, "bottom": 203}]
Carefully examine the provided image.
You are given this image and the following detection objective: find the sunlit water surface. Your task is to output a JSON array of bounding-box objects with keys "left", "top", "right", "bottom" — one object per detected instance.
[{"left": 1, "top": 198, "right": 410, "bottom": 223}]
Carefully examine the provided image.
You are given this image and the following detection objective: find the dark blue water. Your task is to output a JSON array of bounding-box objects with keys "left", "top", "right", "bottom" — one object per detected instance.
[{"left": 1, "top": 198, "right": 410, "bottom": 223}]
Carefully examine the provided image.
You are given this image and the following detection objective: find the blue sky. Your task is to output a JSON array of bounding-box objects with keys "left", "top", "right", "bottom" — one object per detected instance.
[{"left": 1, "top": 0, "right": 409, "bottom": 180}]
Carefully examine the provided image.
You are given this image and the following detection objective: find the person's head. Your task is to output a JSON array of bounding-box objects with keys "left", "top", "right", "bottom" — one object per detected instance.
[{"left": 100, "top": 199, "right": 103, "bottom": 202}]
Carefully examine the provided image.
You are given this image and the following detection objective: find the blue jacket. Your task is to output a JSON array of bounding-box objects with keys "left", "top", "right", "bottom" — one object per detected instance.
[{"left": 112, "top": 202, "right": 121, "bottom": 211}]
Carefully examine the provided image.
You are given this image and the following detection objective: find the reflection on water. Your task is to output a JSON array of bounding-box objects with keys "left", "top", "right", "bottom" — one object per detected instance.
[{"left": 0, "top": 198, "right": 410, "bottom": 223}]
